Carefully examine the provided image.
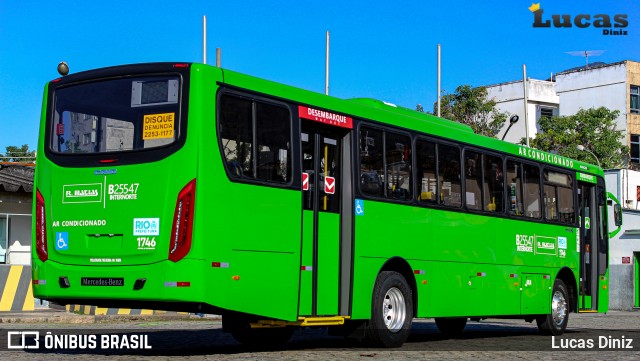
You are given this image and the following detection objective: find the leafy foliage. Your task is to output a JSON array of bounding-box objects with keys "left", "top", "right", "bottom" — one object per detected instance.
[
  {"left": 2, "top": 144, "right": 36, "bottom": 163},
  {"left": 525, "top": 107, "right": 628, "bottom": 169},
  {"left": 435, "top": 85, "right": 508, "bottom": 138}
]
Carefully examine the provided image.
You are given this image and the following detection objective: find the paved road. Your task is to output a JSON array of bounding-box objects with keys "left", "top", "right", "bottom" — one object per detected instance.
[{"left": 0, "top": 311, "right": 639, "bottom": 360}]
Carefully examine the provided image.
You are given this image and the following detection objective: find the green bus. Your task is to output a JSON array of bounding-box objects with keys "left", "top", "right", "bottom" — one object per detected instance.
[{"left": 33, "top": 62, "right": 621, "bottom": 347}]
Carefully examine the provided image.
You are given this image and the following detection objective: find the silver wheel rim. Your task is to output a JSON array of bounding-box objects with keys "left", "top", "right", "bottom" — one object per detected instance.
[
  {"left": 382, "top": 287, "right": 406, "bottom": 332},
  {"left": 552, "top": 289, "right": 567, "bottom": 327}
]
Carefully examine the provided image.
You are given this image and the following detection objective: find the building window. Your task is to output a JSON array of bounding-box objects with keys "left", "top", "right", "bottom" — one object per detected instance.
[
  {"left": 539, "top": 107, "right": 555, "bottom": 120},
  {"left": 631, "top": 134, "right": 640, "bottom": 163},
  {"left": 631, "top": 86, "right": 640, "bottom": 114}
]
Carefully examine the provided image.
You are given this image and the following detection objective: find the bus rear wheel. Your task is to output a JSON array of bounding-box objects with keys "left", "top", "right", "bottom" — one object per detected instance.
[
  {"left": 365, "top": 271, "right": 414, "bottom": 348},
  {"left": 536, "top": 279, "right": 569, "bottom": 336}
]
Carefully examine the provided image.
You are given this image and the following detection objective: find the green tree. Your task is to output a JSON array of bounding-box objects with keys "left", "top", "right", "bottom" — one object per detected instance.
[
  {"left": 525, "top": 107, "right": 628, "bottom": 169},
  {"left": 2, "top": 144, "right": 36, "bottom": 163},
  {"left": 435, "top": 85, "right": 508, "bottom": 137}
]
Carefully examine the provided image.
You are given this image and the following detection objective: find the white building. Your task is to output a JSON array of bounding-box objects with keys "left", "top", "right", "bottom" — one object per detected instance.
[
  {"left": 486, "top": 79, "right": 559, "bottom": 144},
  {"left": 556, "top": 61, "right": 640, "bottom": 164}
]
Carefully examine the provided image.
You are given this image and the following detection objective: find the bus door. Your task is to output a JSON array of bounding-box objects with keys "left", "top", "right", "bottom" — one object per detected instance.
[
  {"left": 577, "top": 179, "right": 607, "bottom": 311},
  {"left": 300, "top": 117, "right": 353, "bottom": 317}
]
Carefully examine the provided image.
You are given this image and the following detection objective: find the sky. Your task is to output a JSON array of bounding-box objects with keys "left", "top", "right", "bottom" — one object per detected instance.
[{"left": 0, "top": 0, "right": 638, "bottom": 153}]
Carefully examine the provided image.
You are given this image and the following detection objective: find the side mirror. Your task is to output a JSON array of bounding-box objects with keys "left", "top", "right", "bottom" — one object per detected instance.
[
  {"left": 607, "top": 192, "right": 623, "bottom": 238},
  {"left": 614, "top": 204, "right": 622, "bottom": 227}
]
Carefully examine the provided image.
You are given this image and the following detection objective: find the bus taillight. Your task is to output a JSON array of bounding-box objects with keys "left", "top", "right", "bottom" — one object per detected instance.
[
  {"left": 169, "top": 179, "right": 196, "bottom": 262},
  {"left": 35, "top": 189, "right": 48, "bottom": 262}
]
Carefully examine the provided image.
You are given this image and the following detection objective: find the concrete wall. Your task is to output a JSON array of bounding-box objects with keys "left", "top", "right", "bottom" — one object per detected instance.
[{"left": 556, "top": 62, "right": 628, "bottom": 132}]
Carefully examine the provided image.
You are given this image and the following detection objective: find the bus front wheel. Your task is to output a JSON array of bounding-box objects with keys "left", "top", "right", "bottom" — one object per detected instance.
[
  {"left": 365, "top": 271, "right": 414, "bottom": 348},
  {"left": 536, "top": 279, "right": 569, "bottom": 336}
]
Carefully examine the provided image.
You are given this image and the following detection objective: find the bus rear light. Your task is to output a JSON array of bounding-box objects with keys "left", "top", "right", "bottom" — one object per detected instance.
[
  {"left": 169, "top": 179, "right": 196, "bottom": 262},
  {"left": 164, "top": 281, "right": 191, "bottom": 287},
  {"left": 33, "top": 280, "right": 46, "bottom": 285},
  {"left": 173, "top": 63, "right": 190, "bottom": 68},
  {"left": 98, "top": 159, "right": 118, "bottom": 163},
  {"left": 35, "top": 190, "right": 48, "bottom": 262},
  {"left": 212, "top": 262, "right": 229, "bottom": 268}
]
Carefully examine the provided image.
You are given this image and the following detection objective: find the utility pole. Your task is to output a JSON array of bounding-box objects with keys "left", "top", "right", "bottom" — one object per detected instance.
[
  {"left": 325, "top": 31, "right": 330, "bottom": 95},
  {"left": 437, "top": 44, "right": 441, "bottom": 117},
  {"left": 203, "top": 16, "right": 207, "bottom": 64},
  {"left": 522, "top": 64, "right": 530, "bottom": 147}
]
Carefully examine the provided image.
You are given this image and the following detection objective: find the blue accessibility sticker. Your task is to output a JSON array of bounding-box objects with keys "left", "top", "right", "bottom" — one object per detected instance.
[
  {"left": 55, "top": 232, "right": 69, "bottom": 251},
  {"left": 355, "top": 199, "right": 365, "bottom": 216}
]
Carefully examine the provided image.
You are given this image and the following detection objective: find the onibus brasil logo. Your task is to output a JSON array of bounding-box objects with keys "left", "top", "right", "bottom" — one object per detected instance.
[{"left": 529, "top": 3, "right": 628, "bottom": 36}]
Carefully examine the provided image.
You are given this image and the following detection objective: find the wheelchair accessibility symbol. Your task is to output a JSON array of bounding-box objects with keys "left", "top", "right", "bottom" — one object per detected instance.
[
  {"left": 55, "top": 232, "right": 69, "bottom": 251},
  {"left": 355, "top": 199, "right": 365, "bottom": 216}
]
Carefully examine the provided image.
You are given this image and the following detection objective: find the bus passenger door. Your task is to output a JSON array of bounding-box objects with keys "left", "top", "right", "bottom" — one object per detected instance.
[
  {"left": 300, "top": 120, "right": 352, "bottom": 317},
  {"left": 578, "top": 180, "right": 607, "bottom": 311}
]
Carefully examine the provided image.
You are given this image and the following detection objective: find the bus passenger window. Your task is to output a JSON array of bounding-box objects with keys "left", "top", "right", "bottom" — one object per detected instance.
[
  {"left": 483, "top": 154, "right": 503, "bottom": 212},
  {"left": 416, "top": 139, "right": 437, "bottom": 204},
  {"left": 386, "top": 132, "right": 412, "bottom": 200},
  {"left": 438, "top": 144, "right": 461, "bottom": 207},
  {"left": 506, "top": 160, "right": 523, "bottom": 216},
  {"left": 256, "top": 102, "right": 291, "bottom": 183},
  {"left": 544, "top": 184, "right": 558, "bottom": 220},
  {"left": 220, "top": 95, "right": 254, "bottom": 179},
  {"left": 464, "top": 150, "right": 482, "bottom": 210},
  {"left": 360, "top": 127, "right": 384, "bottom": 197},
  {"left": 544, "top": 170, "right": 574, "bottom": 223},
  {"left": 523, "top": 164, "right": 541, "bottom": 218}
]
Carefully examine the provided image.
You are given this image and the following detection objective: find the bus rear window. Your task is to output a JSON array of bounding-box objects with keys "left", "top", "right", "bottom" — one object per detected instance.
[{"left": 51, "top": 76, "right": 181, "bottom": 154}]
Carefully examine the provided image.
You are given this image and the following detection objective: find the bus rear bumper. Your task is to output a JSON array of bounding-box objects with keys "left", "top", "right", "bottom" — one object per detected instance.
[{"left": 32, "top": 258, "right": 206, "bottom": 305}]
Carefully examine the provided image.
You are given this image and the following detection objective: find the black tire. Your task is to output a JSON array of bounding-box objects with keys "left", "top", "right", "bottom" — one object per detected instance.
[
  {"left": 435, "top": 317, "right": 467, "bottom": 337},
  {"left": 536, "top": 279, "right": 570, "bottom": 336},
  {"left": 365, "top": 271, "right": 414, "bottom": 348},
  {"left": 223, "top": 313, "right": 295, "bottom": 348}
]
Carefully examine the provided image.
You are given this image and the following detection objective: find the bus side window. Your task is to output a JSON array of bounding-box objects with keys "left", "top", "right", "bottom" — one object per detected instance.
[
  {"left": 416, "top": 139, "right": 437, "bottom": 204},
  {"left": 386, "top": 132, "right": 412, "bottom": 201},
  {"left": 360, "top": 127, "right": 384, "bottom": 197},
  {"left": 438, "top": 144, "right": 461, "bottom": 207},
  {"left": 220, "top": 95, "right": 254, "bottom": 179},
  {"left": 544, "top": 170, "right": 574, "bottom": 224},
  {"left": 464, "top": 150, "right": 482, "bottom": 210},
  {"left": 256, "top": 102, "right": 291, "bottom": 183},
  {"left": 483, "top": 154, "right": 503, "bottom": 212},
  {"left": 506, "top": 160, "right": 522, "bottom": 216},
  {"left": 523, "top": 164, "right": 541, "bottom": 219}
]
